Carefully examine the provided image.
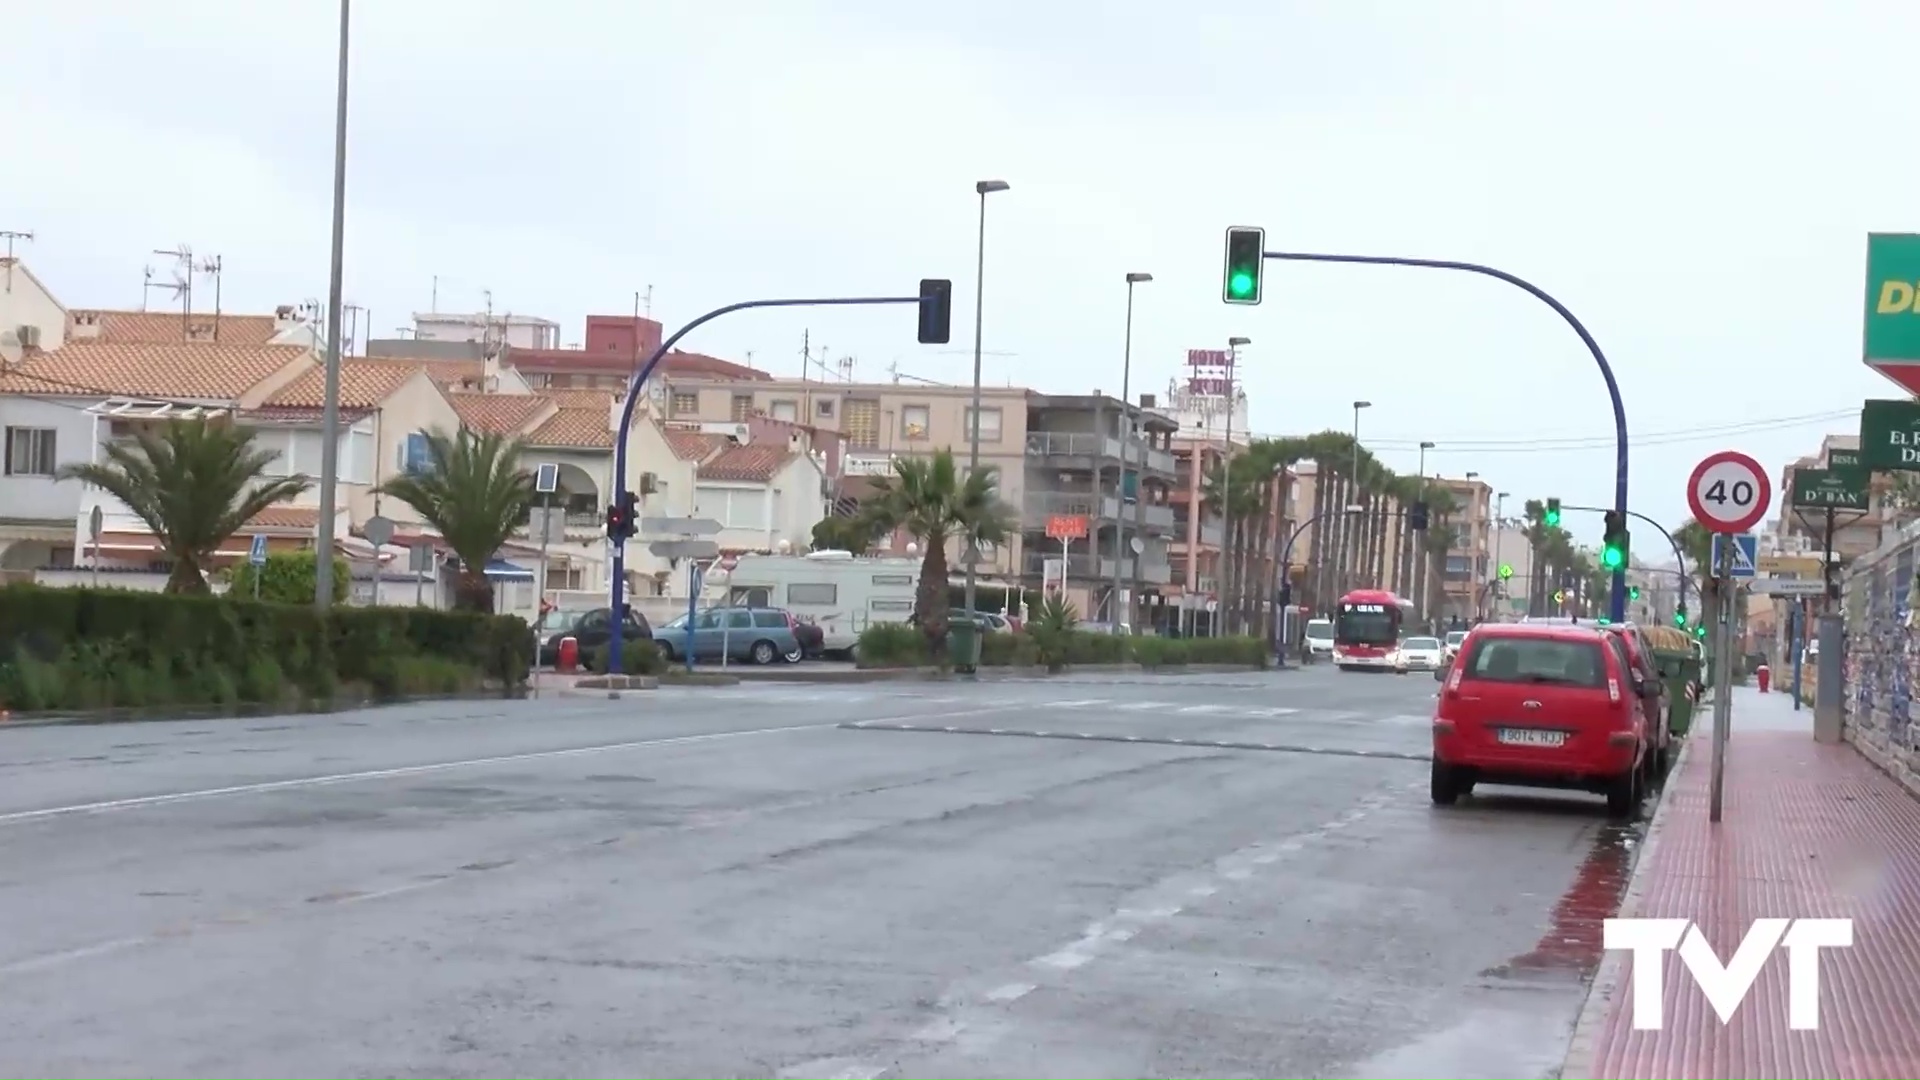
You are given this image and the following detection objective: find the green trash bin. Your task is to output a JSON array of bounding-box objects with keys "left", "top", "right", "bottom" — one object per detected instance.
[
  {"left": 948, "top": 619, "right": 982, "bottom": 673},
  {"left": 1653, "top": 648, "right": 1702, "bottom": 737}
]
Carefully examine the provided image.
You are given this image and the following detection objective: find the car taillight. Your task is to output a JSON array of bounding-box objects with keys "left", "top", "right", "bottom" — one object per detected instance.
[
  {"left": 1445, "top": 666, "right": 1464, "bottom": 693},
  {"left": 1607, "top": 678, "right": 1620, "bottom": 704},
  {"left": 785, "top": 612, "right": 797, "bottom": 629}
]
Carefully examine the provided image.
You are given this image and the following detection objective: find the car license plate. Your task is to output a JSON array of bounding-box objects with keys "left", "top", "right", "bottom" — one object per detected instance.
[{"left": 1497, "top": 727, "right": 1567, "bottom": 747}]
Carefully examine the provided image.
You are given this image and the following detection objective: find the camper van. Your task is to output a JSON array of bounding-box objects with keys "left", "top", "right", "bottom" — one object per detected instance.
[{"left": 719, "top": 551, "right": 920, "bottom": 659}]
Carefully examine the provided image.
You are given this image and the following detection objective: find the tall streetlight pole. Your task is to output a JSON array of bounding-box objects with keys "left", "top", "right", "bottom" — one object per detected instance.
[
  {"left": 1111, "top": 272, "right": 1152, "bottom": 633},
  {"left": 1346, "top": 400, "right": 1370, "bottom": 593},
  {"left": 313, "top": 0, "right": 352, "bottom": 610},
  {"left": 1221, "top": 336, "right": 1249, "bottom": 633},
  {"left": 962, "top": 179, "right": 1010, "bottom": 628},
  {"left": 1493, "top": 490, "right": 1509, "bottom": 619}
]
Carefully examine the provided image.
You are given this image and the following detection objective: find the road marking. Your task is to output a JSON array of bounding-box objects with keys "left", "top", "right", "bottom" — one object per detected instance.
[
  {"left": 984, "top": 982, "right": 1035, "bottom": 1002},
  {"left": 0, "top": 936, "right": 146, "bottom": 975},
  {"left": 1052, "top": 700, "right": 1105, "bottom": 708},
  {"left": 1, "top": 704, "right": 1035, "bottom": 827},
  {"left": 1177, "top": 704, "right": 1230, "bottom": 714}
]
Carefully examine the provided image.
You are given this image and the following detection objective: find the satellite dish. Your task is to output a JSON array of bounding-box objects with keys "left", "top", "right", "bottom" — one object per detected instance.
[{"left": 1129, "top": 537, "right": 1145, "bottom": 555}]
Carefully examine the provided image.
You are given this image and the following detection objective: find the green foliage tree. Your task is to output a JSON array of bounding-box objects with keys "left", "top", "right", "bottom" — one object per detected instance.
[
  {"left": 859, "top": 449, "right": 1015, "bottom": 651},
  {"left": 376, "top": 427, "right": 534, "bottom": 613},
  {"left": 57, "top": 418, "right": 314, "bottom": 595},
  {"left": 228, "top": 551, "right": 350, "bottom": 605},
  {"left": 811, "top": 512, "right": 888, "bottom": 554}
]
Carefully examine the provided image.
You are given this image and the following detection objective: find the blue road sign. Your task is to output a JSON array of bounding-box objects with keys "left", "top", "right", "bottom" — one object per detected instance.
[
  {"left": 248, "top": 533, "right": 269, "bottom": 566},
  {"left": 1710, "top": 533, "right": 1758, "bottom": 578}
]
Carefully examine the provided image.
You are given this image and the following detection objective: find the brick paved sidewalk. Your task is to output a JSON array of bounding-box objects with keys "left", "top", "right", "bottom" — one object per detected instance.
[{"left": 1563, "top": 685, "right": 1920, "bottom": 1079}]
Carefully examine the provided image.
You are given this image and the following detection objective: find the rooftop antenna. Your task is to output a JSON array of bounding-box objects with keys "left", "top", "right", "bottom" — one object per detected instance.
[
  {"left": 344, "top": 302, "right": 364, "bottom": 356},
  {"left": 0, "top": 229, "right": 33, "bottom": 293},
  {"left": 431, "top": 275, "right": 438, "bottom": 314},
  {"left": 152, "top": 244, "right": 194, "bottom": 338},
  {"left": 196, "top": 254, "right": 224, "bottom": 340},
  {"left": 745, "top": 349, "right": 755, "bottom": 371},
  {"left": 143, "top": 253, "right": 188, "bottom": 322},
  {"left": 836, "top": 355, "right": 855, "bottom": 382},
  {"left": 643, "top": 285, "right": 654, "bottom": 318}
]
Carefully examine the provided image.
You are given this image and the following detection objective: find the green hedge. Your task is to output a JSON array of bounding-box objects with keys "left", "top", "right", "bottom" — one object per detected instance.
[
  {"left": 853, "top": 621, "right": 1267, "bottom": 671},
  {"left": 0, "top": 583, "right": 532, "bottom": 714},
  {"left": 587, "top": 639, "right": 665, "bottom": 675}
]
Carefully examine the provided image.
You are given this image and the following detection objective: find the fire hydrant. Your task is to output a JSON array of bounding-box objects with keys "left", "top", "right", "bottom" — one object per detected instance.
[
  {"left": 1756, "top": 664, "right": 1771, "bottom": 693},
  {"left": 557, "top": 635, "right": 580, "bottom": 674}
]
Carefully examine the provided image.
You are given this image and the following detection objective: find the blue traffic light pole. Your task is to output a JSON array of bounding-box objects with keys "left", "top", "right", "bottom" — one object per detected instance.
[
  {"left": 1560, "top": 504, "right": 1691, "bottom": 616},
  {"left": 606, "top": 294, "right": 924, "bottom": 675},
  {"left": 1261, "top": 250, "right": 1631, "bottom": 623}
]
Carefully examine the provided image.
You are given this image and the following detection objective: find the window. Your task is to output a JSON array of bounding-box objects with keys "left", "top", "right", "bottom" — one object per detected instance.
[
  {"left": 872, "top": 598, "right": 914, "bottom": 613},
  {"left": 815, "top": 398, "right": 836, "bottom": 419},
  {"left": 752, "top": 611, "right": 787, "bottom": 629},
  {"left": 399, "top": 431, "right": 432, "bottom": 475},
  {"left": 671, "top": 391, "right": 699, "bottom": 416},
  {"left": 789, "top": 583, "right": 837, "bottom": 605},
  {"left": 901, "top": 404, "right": 930, "bottom": 440},
  {"left": 871, "top": 574, "right": 913, "bottom": 586},
  {"left": 731, "top": 394, "right": 755, "bottom": 422},
  {"left": 725, "top": 610, "right": 754, "bottom": 630},
  {"left": 3, "top": 427, "right": 56, "bottom": 476},
  {"left": 1464, "top": 637, "right": 1607, "bottom": 689},
  {"left": 770, "top": 400, "right": 798, "bottom": 422},
  {"left": 964, "top": 406, "right": 1002, "bottom": 442},
  {"left": 1444, "top": 554, "right": 1473, "bottom": 580},
  {"left": 844, "top": 398, "right": 880, "bottom": 449},
  {"left": 692, "top": 486, "right": 768, "bottom": 529}
]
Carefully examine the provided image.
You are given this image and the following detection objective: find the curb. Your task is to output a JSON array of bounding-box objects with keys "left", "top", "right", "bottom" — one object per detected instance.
[
  {"left": 0, "top": 688, "right": 522, "bottom": 730},
  {"left": 1558, "top": 699, "right": 1709, "bottom": 1079}
]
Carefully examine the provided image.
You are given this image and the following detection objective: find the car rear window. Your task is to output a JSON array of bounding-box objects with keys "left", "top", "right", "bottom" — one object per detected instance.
[
  {"left": 1404, "top": 637, "right": 1440, "bottom": 650},
  {"left": 753, "top": 611, "right": 787, "bottom": 629},
  {"left": 1463, "top": 636, "right": 1609, "bottom": 689}
]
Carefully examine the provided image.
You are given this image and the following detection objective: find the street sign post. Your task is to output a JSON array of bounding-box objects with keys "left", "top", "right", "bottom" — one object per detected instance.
[
  {"left": 1710, "top": 533, "right": 1758, "bottom": 579},
  {"left": 1687, "top": 451, "right": 1772, "bottom": 534},
  {"left": 641, "top": 516, "right": 723, "bottom": 538},
  {"left": 87, "top": 505, "right": 103, "bottom": 589},
  {"left": 1750, "top": 579, "right": 1827, "bottom": 596},
  {"left": 649, "top": 539, "right": 722, "bottom": 560},
  {"left": 248, "top": 534, "right": 269, "bottom": 599},
  {"left": 362, "top": 514, "right": 395, "bottom": 548}
]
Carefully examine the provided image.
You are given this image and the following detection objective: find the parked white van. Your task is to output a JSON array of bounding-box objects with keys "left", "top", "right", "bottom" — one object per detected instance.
[{"left": 719, "top": 550, "right": 919, "bottom": 659}]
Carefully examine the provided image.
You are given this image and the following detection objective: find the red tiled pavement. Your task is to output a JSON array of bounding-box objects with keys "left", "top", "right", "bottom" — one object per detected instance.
[{"left": 1566, "top": 687, "right": 1920, "bottom": 1079}]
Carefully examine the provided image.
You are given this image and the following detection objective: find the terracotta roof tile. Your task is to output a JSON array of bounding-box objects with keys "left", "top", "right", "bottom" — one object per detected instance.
[
  {"left": 542, "top": 388, "right": 621, "bottom": 410},
  {"left": 71, "top": 309, "right": 286, "bottom": 346},
  {"left": 503, "top": 345, "right": 769, "bottom": 382},
  {"left": 448, "top": 392, "right": 552, "bottom": 435},
  {"left": 527, "top": 408, "right": 615, "bottom": 449},
  {"left": 247, "top": 505, "right": 320, "bottom": 531},
  {"left": 265, "top": 358, "right": 419, "bottom": 409},
  {"left": 697, "top": 443, "right": 791, "bottom": 482},
  {"left": 360, "top": 355, "right": 486, "bottom": 389},
  {"left": 664, "top": 429, "right": 730, "bottom": 462},
  {"left": 0, "top": 341, "right": 309, "bottom": 401}
]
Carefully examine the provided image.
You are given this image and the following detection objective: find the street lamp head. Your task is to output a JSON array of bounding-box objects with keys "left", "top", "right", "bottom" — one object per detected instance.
[
  {"left": 1126, "top": 272, "right": 1153, "bottom": 284},
  {"left": 976, "top": 179, "right": 1010, "bottom": 195},
  {"left": 1498, "top": 490, "right": 1510, "bottom": 499},
  {"left": 1353, "top": 400, "right": 1372, "bottom": 410},
  {"left": 1466, "top": 471, "right": 1480, "bottom": 480},
  {"left": 1228, "top": 336, "right": 1251, "bottom": 347},
  {"left": 1419, "top": 440, "right": 1435, "bottom": 450}
]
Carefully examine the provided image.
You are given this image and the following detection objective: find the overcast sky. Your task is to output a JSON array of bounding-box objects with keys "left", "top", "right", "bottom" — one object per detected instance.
[{"left": 3, "top": 1, "right": 1909, "bottom": 548}]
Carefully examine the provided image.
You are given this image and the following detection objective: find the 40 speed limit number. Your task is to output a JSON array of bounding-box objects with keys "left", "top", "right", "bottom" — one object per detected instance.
[{"left": 1686, "top": 451, "right": 1771, "bottom": 534}]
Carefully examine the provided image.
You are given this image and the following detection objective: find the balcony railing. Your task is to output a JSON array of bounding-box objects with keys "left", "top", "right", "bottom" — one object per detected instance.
[
  {"left": 1026, "top": 432, "right": 1177, "bottom": 476},
  {"left": 1022, "top": 551, "right": 1173, "bottom": 583},
  {"left": 1024, "top": 491, "right": 1178, "bottom": 530}
]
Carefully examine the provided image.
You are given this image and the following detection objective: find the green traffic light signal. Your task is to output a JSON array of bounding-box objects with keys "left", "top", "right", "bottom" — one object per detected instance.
[
  {"left": 1629, "top": 585, "right": 1641, "bottom": 601},
  {"left": 1544, "top": 498, "right": 1561, "bottom": 527},
  {"left": 1601, "top": 542, "right": 1626, "bottom": 571},
  {"left": 1497, "top": 563, "right": 1513, "bottom": 580},
  {"left": 1222, "top": 227, "right": 1265, "bottom": 305},
  {"left": 1674, "top": 610, "right": 1687, "bottom": 627}
]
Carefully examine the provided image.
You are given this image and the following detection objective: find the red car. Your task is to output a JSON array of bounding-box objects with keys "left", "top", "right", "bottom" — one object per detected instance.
[{"left": 1431, "top": 622, "right": 1662, "bottom": 818}]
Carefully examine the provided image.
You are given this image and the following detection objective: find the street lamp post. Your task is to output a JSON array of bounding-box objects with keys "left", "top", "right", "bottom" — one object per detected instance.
[
  {"left": 1493, "top": 491, "right": 1509, "bottom": 618},
  {"left": 313, "top": 0, "right": 352, "bottom": 610},
  {"left": 1346, "top": 400, "right": 1371, "bottom": 594},
  {"left": 962, "top": 179, "right": 1009, "bottom": 632},
  {"left": 1221, "top": 336, "right": 1249, "bottom": 633},
  {"left": 1111, "top": 272, "right": 1152, "bottom": 633}
]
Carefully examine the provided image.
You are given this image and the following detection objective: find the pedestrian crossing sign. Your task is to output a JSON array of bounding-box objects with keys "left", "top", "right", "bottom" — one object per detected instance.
[{"left": 1710, "top": 533, "right": 1758, "bottom": 578}]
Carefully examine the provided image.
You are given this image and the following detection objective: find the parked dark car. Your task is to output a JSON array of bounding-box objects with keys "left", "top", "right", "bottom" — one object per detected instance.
[{"left": 536, "top": 607, "right": 651, "bottom": 666}]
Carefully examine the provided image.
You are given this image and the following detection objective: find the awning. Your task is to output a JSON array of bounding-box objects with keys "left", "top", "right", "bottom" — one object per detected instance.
[{"left": 483, "top": 558, "right": 535, "bottom": 582}]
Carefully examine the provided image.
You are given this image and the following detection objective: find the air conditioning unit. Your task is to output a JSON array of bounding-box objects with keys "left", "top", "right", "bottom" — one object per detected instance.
[
  {"left": 16, "top": 325, "right": 40, "bottom": 349},
  {"left": 698, "top": 421, "right": 750, "bottom": 441}
]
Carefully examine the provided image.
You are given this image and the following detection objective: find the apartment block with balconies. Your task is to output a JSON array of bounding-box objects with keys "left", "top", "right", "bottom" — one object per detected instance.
[
  {"left": 1020, "top": 394, "right": 1179, "bottom": 623},
  {"left": 1431, "top": 475, "right": 1495, "bottom": 622}
]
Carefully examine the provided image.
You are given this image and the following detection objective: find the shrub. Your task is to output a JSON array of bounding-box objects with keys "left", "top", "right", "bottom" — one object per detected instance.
[
  {"left": 1132, "top": 636, "right": 1191, "bottom": 668},
  {"left": 225, "top": 553, "right": 350, "bottom": 606},
  {"left": 588, "top": 639, "right": 665, "bottom": 675},
  {"left": 855, "top": 622, "right": 927, "bottom": 668},
  {"left": 1187, "top": 635, "right": 1270, "bottom": 668},
  {"left": 0, "top": 583, "right": 532, "bottom": 714}
]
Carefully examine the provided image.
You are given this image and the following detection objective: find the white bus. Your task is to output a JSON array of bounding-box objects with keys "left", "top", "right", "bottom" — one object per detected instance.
[{"left": 718, "top": 550, "right": 920, "bottom": 659}]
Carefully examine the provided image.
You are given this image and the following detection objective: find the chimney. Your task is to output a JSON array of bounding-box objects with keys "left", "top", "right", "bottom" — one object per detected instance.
[
  {"left": 274, "top": 304, "right": 302, "bottom": 327},
  {"left": 69, "top": 310, "right": 102, "bottom": 340}
]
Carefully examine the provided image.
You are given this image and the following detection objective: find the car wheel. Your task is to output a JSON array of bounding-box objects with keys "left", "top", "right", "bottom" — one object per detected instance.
[
  {"left": 1430, "top": 761, "right": 1462, "bottom": 806},
  {"left": 751, "top": 640, "right": 778, "bottom": 665},
  {"left": 657, "top": 642, "right": 676, "bottom": 663},
  {"left": 1605, "top": 766, "right": 1642, "bottom": 820},
  {"left": 782, "top": 644, "right": 803, "bottom": 664}
]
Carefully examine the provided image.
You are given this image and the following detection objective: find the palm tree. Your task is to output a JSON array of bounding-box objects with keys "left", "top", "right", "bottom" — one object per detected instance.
[
  {"left": 861, "top": 449, "right": 1014, "bottom": 650},
  {"left": 1201, "top": 454, "right": 1265, "bottom": 634},
  {"left": 377, "top": 426, "right": 535, "bottom": 613},
  {"left": 58, "top": 418, "right": 314, "bottom": 595},
  {"left": 811, "top": 513, "right": 886, "bottom": 554}
]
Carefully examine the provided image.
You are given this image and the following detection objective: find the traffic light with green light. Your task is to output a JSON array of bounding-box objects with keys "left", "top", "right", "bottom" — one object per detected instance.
[
  {"left": 1222, "top": 227, "right": 1265, "bottom": 304},
  {"left": 1497, "top": 563, "right": 1513, "bottom": 580},
  {"left": 1629, "top": 585, "right": 1640, "bottom": 601},
  {"left": 1544, "top": 498, "right": 1561, "bottom": 528},
  {"left": 1600, "top": 510, "right": 1628, "bottom": 572},
  {"left": 1695, "top": 624, "right": 1708, "bottom": 639},
  {"left": 1673, "top": 608, "right": 1688, "bottom": 627}
]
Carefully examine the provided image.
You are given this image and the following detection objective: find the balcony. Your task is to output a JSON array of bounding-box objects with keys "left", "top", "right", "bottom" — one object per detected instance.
[
  {"left": 1026, "top": 432, "right": 1120, "bottom": 461},
  {"left": 1023, "top": 490, "right": 1177, "bottom": 530},
  {"left": 1022, "top": 551, "right": 1173, "bottom": 584}
]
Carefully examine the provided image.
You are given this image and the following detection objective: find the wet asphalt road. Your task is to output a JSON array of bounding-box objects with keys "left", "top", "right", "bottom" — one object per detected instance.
[{"left": 0, "top": 667, "right": 1641, "bottom": 1079}]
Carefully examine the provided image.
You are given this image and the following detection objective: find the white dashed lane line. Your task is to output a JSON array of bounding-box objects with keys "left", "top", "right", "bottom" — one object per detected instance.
[{"left": 838, "top": 721, "right": 1433, "bottom": 762}]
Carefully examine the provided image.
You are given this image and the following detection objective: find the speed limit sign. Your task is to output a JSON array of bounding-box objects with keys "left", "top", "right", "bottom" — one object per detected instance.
[{"left": 1686, "top": 450, "right": 1772, "bottom": 534}]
